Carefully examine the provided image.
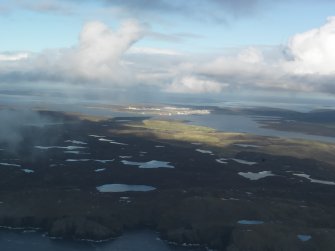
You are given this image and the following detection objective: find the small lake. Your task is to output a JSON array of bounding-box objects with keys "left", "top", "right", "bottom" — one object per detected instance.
[
  {"left": 237, "top": 220, "right": 264, "bottom": 225},
  {"left": 96, "top": 184, "right": 157, "bottom": 192},
  {"left": 121, "top": 160, "right": 174, "bottom": 169},
  {"left": 0, "top": 229, "right": 204, "bottom": 251},
  {"left": 238, "top": 171, "right": 275, "bottom": 181}
]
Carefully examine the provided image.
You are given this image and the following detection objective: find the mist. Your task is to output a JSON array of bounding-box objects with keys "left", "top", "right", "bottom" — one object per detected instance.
[{"left": 0, "top": 109, "right": 61, "bottom": 152}]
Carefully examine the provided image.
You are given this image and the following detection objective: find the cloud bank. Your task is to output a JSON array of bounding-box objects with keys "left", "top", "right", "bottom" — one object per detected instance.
[
  {"left": 0, "top": 20, "right": 145, "bottom": 85},
  {"left": 287, "top": 16, "right": 335, "bottom": 75},
  {"left": 1, "top": 17, "right": 335, "bottom": 96},
  {"left": 166, "top": 16, "right": 335, "bottom": 94}
]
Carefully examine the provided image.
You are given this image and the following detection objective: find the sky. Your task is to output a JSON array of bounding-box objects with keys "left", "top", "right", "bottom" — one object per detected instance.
[{"left": 1, "top": 0, "right": 335, "bottom": 105}]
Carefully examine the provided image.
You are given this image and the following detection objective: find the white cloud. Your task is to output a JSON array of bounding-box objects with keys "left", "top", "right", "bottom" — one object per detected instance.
[
  {"left": 64, "top": 20, "right": 144, "bottom": 83},
  {"left": 170, "top": 16, "right": 335, "bottom": 94},
  {"left": 0, "top": 52, "right": 29, "bottom": 61},
  {"left": 237, "top": 47, "right": 264, "bottom": 64},
  {"left": 200, "top": 51, "right": 267, "bottom": 77},
  {"left": 2, "top": 17, "right": 335, "bottom": 96},
  {"left": 166, "top": 75, "right": 224, "bottom": 94},
  {"left": 287, "top": 16, "right": 335, "bottom": 75},
  {"left": 0, "top": 20, "right": 145, "bottom": 85},
  {"left": 128, "top": 47, "right": 182, "bottom": 56}
]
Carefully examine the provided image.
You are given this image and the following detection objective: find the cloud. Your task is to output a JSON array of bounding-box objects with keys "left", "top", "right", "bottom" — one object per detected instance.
[
  {"left": 165, "top": 75, "right": 224, "bottom": 94},
  {"left": 3, "top": 0, "right": 257, "bottom": 20},
  {"left": 0, "top": 20, "right": 145, "bottom": 85},
  {"left": 96, "top": 0, "right": 335, "bottom": 23},
  {"left": 160, "top": 46, "right": 283, "bottom": 93},
  {"left": 237, "top": 47, "right": 264, "bottom": 64},
  {"left": 286, "top": 16, "right": 335, "bottom": 75},
  {"left": 165, "top": 17, "right": 335, "bottom": 95},
  {"left": 98, "top": 0, "right": 263, "bottom": 23},
  {"left": 2, "top": 16, "right": 335, "bottom": 98},
  {"left": 128, "top": 47, "right": 182, "bottom": 56},
  {"left": 0, "top": 109, "right": 58, "bottom": 151},
  {"left": 63, "top": 20, "right": 145, "bottom": 83},
  {"left": 0, "top": 0, "right": 74, "bottom": 15},
  {"left": 18, "top": 0, "right": 73, "bottom": 14},
  {"left": 0, "top": 52, "right": 29, "bottom": 61}
]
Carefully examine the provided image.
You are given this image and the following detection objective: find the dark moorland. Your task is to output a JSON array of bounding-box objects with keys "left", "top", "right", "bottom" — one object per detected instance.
[{"left": 0, "top": 110, "right": 335, "bottom": 250}]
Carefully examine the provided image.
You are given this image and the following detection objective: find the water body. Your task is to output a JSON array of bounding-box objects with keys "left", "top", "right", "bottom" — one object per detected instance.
[
  {"left": 216, "top": 158, "right": 228, "bottom": 164},
  {"left": 65, "top": 140, "right": 87, "bottom": 145},
  {"left": 3, "top": 91, "right": 334, "bottom": 143},
  {"left": 35, "top": 146, "right": 87, "bottom": 150},
  {"left": 232, "top": 159, "right": 258, "bottom": 166},
  {"left": 21, "top": 169, "right": 35, "bottom": 174},
  {"left": 182, "top": 114, "right": 335, "bottom": 144},
  {"left": 293, "top": 173, "right": 335, "bottom": 185},
  {"left": 297, "top": 234, "right": 312, "bottom": 242},
  {"left": 234, "top": 144, "right": 261, "bottom": 148},
  {"left": 237, "top": 220, "right": 264, "bottom": 225},
  {"left": 79, "top": 105, "right": 335, "bottom": 143},
  {"left": 66, "top": 159, "right": 114, "bottom": 163},
  {"left": 0, "top": 229, "right": 203, "bottom": 251},
  {"left": 121, "top": 160, "right": 174, "bottom": 169},
  {"left": 195, "top": 149, "right": 213, "bottom": 154},
  {"left": 238, "top": 171, "right": 275, "bottom": 181},
  {"left": 0, "top": 163, "right": 21, "bottom": 167},
  {"left": 96, "top": 184, "right": 156, "bottom": 192}
]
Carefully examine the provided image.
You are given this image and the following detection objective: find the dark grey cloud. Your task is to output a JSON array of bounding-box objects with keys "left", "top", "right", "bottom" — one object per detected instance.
[
  {"left": 21, "top": 1, "right": 73, "bottom": 15},
  {"left": 101, "top": 0, "right": 260, "bottom": 12},
  {"left": 0, "top": 0, "right": 74, "bottom": 15},
  {"left": 100, "top": 0, "right": 261, "bottom": 22},
  {"left": 4, "top": 0, "right": 333, "bottom": 22},
  {"left": 84, "top": 0, "right": 335, "bottom": 23}
]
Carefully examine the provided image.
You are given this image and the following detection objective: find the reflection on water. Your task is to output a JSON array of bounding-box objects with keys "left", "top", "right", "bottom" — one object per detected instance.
[{"left": 0, "top": 229, "right": 204, "bottom": 251}]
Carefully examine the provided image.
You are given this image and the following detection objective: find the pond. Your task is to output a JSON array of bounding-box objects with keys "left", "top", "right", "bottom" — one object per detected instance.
[{"left": 96, "top": 184, "right": 157, "bottom": 192}]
